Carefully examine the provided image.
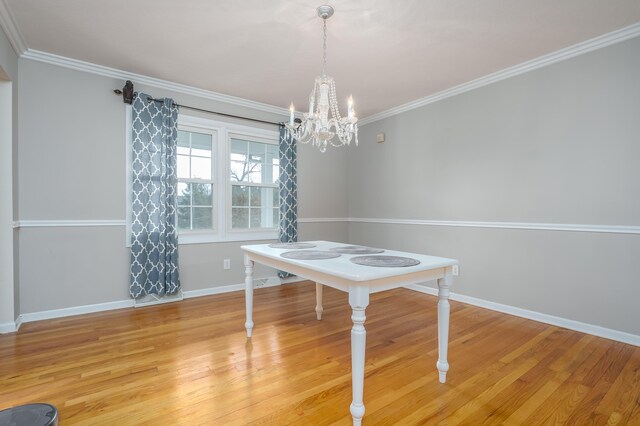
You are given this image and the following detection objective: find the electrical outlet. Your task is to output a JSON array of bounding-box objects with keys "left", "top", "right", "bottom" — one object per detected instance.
[
  {"left": 452, "top": 265, "right": 459, "bottom": 276},
  {"left": 224, "top": 259, "right": 231, "bottom": 270}
]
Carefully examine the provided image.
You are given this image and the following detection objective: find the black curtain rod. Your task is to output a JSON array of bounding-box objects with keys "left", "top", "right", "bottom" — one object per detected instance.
[
  {"left": 146, "top": 96, "right": 282, "bottom": 127},
  {"left": 113, "top": 81, "right": 282, "bottom": 127}
]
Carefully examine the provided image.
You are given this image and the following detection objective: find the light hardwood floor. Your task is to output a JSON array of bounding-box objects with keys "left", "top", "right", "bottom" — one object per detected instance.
[{"left": 1, "top": 281, "right": 639, "bottom": 425}]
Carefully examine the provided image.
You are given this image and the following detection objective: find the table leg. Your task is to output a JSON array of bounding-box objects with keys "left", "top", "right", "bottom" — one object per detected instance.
[
  {"left": 349, "top": 286, "right": 369, "bottom": 425},
  {"left": 244, "top": 254, "right": 254, "bottom": 338},
  {"left": 315, "top": 282, "right": 323, "bottom": 320},
  {"left": 437, "top": 270, "right": 452, "bottom": 383}
]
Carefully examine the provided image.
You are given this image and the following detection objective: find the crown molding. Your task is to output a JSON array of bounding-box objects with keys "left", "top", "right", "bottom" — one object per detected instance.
[
  {"left": 0, "top": 0, "right": 26, "bottom": 56},
  {"left": 359, "top": 22, "right": 640, "bottom": 126},
  {"left": 21, "top": 49, "right": 290, "bottom": 117}
]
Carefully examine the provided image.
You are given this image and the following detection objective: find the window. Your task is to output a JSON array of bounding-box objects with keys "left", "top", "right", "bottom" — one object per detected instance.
[
  {"left": 230, "top": 136, "right": 280, "bottom": 230},
  {"left": 174, "top": 115, "right": 278, "bottom": 243},
  {"left": 126, "top": 109, "right": 280, "bottom": 246},
  {"left": 176, "top": 128, "right": 215, "bottom": 231}
]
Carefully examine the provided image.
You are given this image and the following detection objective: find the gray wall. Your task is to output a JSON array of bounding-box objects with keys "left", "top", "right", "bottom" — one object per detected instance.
[
  {"left": 349, "top": 37, "right": 640, "bottom": 335},
  {"left": 17, "top": 59, "right": 348, "bottom": 314},
  {"left": 0, "top": 25, "right": 18, "bottom": 325},
  {"left": 14, "top": 33, "right": 640, "bottom": 338}
]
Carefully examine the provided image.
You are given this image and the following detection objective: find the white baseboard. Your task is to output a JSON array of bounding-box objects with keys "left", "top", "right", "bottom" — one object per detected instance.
[
  {"left": 182, "top": 283, "right": 245, "bottom": 299},
  {"left": 0, "top": 320, "right": 19, "bottom": 333},
  {"left": 19, "top": 299, "right": 135, "bottom": 325},
  {"left": 405, "top": 284, "right": 640, "bottom": 347},
  {"left": 6, "top": 276, "right": 298, "bottom": 332}
]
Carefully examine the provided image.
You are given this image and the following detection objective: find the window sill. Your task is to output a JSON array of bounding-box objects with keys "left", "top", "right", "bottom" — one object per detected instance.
[{"left": 178, "top": 230, "right": 278, "bottom": 245}]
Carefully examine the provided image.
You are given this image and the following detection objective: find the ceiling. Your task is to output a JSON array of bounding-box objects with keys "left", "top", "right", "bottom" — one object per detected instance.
[{"left": 5, "top": 0, "right": 640, "bottom": 118}]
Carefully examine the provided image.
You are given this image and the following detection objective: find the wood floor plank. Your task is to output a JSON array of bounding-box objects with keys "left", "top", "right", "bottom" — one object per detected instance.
[{"left": 0, "top": 281, "right": 638, "bottom": 424}]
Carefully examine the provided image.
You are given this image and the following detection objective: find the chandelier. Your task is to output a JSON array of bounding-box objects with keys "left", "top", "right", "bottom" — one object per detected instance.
[{"left": 285, "top": 5, "right": 358, "bottom": 152}]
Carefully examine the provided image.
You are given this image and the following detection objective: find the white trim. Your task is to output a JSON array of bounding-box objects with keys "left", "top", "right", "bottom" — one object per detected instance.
[
  {"left": 359, "top": 22, "right": 640, "bottom": 126},
  {"left": 21, "top": 49, "right": 289, "bottom": 118},
  {"left": 12, "top": 217, "right": 640, "bottom": 235},
  {"left": 10, "top": 276, "right": 293, "bottom": 329},
  {"left": 406, "top": 284, "right": 640, "bottom": 347},
  {"left": 349, "top": 218, "right": 640, "bottom": 235},
  {"left": 134, "top": 289, "right": 183, "bottom": 308},
  {"left": 0, "top": 0, "right": 27, "bottom": 56},
  {"left": 179, "top": 231, "right": 278, "bottom": 245},
  {"left": 0, "top": 320, "right": 18, "bottom": 334},
  {"left": 182, "top": 283, "right": 245, "bottom": 299},
  {"left": 17, "top": 220, "right": 126, "bottom": 228},
  {"left": 14, "top": 314, "right": 22, "bottom": 331},
  {"left": 19, "top": 299, "right": 135, "bottom": 324},
  {"left": 298, "top": 217, "right": 349, "bottom": 223}
]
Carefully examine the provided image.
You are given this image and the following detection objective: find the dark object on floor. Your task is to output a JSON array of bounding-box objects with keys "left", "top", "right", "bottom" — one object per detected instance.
[{"left": 0, "top": 403, "right": 58, "bottom": 426}]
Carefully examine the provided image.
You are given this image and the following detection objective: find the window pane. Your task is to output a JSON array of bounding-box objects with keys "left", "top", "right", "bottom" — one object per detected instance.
[
  {"left": 232, "top": 208, "right": 248, "bottom": 228},
  {"left": 177, "top": 155, "right": 190, "bottom": 179},
  {"left": 273, "top": 208, "right": 279, "bottom": 224},
  {"left": 177, "top": 182, "right": 190, "bottom": 206},
  {"left": 267, "top": 144, "right": 280, "bottom": 184},
  {"left": 191, "top": 157, "right": 212, "bottom": 180},
  {"left": 272, "top": 188, "right": 279, "bottom": 206},
  {"left": 250, "top": 208, "right": 262, "bottom": 228},
  {"left": 177, "top": 207, "right": 191, "bottom": 230},
  {"left": 248, "top": 142, "right": 265, "bottom": 163},
  {"left": 177, "top": 131, "right": 190, "bottom": 155},
  {"left": 191, "top": 132, "right": 212, "bottom": 157},
  {"left": 267, "top": 144, "right": 279, "bottom": 162},
  {"left": 193, "top": 207, "right": 212, "bottom": 229},
  {"left": 192, "top": 183, "right": 213, "bottom": 206},
  {"left": 230, "top": 139, "right": 247, "bottom": 157},
  {"left": 250, "top": 187, "right": 262, "bottom": 207},
  {"left": 230, "top": 160, "right": 261, "bottom": 183},
  {"left": 247, "top": 163, "right": 262, "bottom": 183},
  {"left": 232, "top": 185, "right": 249, "bottom": 206}
]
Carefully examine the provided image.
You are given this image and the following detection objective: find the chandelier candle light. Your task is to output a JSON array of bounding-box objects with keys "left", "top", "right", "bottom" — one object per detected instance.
[{"left": 285, "top": 5, "right": 358, "bottom": 152}]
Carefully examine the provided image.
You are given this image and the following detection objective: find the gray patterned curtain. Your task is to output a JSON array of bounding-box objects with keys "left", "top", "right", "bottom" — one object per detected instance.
[
  {"left": 278, "top": 124, "right": 298, "bottom": 278},
  {"left": 129, "top": 93, "right": 180, "bottom": 298}
]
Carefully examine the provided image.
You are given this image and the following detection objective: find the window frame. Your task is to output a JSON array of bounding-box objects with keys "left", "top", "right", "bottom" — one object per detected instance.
[
  {"left": 177, "top": 114, "right": 279, "bottom": 244},
  {"left": 126, "top": 108, "right": 280, "bottom": 246},
  {"left": 176, "top": 124, "right": 217, "bottom": 235},
  {"left": 228, "top": 131, "right": 280, "bottom": 235}
]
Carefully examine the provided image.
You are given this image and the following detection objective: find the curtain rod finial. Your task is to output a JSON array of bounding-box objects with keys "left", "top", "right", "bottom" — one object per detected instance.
[{"left": 122, "top": 80, "right": 134, "bottom": 104}]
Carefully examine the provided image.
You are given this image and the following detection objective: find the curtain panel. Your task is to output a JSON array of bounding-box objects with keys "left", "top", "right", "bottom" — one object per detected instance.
[
  {"left": 129, "top": 93, "right": 181, "bottom": 298},
  {"left": 278, "top": 125, "right": 298, "bottom": 278}
]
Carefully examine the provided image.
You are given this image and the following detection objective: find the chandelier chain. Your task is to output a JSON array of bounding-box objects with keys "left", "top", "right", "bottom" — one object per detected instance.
[{"left": 322, "top": 18, "right": 327, "bottom": 77}]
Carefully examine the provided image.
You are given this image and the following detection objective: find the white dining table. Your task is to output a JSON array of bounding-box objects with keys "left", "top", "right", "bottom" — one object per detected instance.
[{"left": 241, "top": 240, "right": 458, "bottom": 425}]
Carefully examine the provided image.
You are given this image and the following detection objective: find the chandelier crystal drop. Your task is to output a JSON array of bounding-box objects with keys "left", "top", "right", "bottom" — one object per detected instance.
[{"left": 285, "top": 5, "right": 358, "bottom": 152}]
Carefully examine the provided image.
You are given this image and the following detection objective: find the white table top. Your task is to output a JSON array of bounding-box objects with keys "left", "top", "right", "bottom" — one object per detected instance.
[{"left": 241, "top": 240, "right": 458, "bottom": 282}]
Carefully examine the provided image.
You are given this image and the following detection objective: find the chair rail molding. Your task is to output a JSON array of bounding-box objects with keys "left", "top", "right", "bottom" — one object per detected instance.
[
  {"left": 349, "top": 217, "right": 640, "bottom": 235},
  {"left": 13, "top": 218, "right": 640, "bottom": 235}
]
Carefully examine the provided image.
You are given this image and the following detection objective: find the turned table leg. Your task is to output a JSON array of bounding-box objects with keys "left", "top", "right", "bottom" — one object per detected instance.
[
  {"left": 437, "top": 270, "right": 452, "bottom": 383},
  {"left": 244, "top": 254, "right": 254, "bottom": 338},
  {"left": 349, "top": 286, "right": 369, "bottom": 425},
  {"left": 315, "top": 282, "right": 324, "bottom": 320}
]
